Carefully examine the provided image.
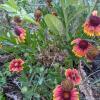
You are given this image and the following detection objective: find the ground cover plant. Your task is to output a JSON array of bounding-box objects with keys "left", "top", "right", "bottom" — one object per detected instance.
[{"left": 0, "top": 0, "right": 100, "bottom": 100}]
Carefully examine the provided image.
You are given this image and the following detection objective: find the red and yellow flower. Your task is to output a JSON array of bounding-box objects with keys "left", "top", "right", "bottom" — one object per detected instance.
[
  {"left": 71, "top": 38, "right": 92, "bottom": 57},
  {"left": 14, "top": 26, "right": 26, "bottom": 43},
  {"left": 9, "top": 59, "right": 24, "bottom": 72},
  {"left": 83, "top": 10, "right": 100, "bottom": 36},
  {"left": 65, "top": 68, "right": 81, "bottom": 85},
  {"left": 53, "top": 84, "right": 79, "bottom": 100}
]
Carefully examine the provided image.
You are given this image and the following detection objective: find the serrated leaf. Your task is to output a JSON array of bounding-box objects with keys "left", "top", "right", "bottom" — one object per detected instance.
[
  {"left": 44, "top": 14, "right": 64, "bottom": 34},
  {"left": 60, "top": 0, "right": 78, "bottom": 9}
]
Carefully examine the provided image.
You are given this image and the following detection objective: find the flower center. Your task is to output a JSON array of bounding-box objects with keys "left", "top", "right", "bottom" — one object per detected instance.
[
  {"left": 78, "top": 40, "right": 88, "bottom": 50},
  {"left": 14, "top": 27, "right": 22, "bottom": 36},
  {"left": 14, "top": 16, "right": 22, "bottom": 23},
  {"left": 63, "top": 92, "right": 70, "bottom": 99},
  {"left": 14, "top": 62, "right": 18, "bottom": 67},
  {"left": 71, "top": 74, "right": 76, "bottom": 80},
  {"left": 89, "top": 15, "right": 100, "bottom": 26}
]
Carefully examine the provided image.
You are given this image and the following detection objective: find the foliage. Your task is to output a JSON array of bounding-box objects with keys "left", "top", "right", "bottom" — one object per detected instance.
[{"left": 0, "top": 0, "right": 100, "bottom": 100}]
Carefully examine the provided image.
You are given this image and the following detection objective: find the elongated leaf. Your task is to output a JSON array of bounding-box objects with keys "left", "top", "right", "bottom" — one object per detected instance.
[
  {"left": 6, "top": 0, "right": 18, "bottom": 10},
  {"left": 20, "top": 8, "right": 36, "bottom": 23},
  {"left": 23, "top": 15, "right": 35, "bottom": 23},
  {"left": 0, "top": 0, "right": 18, "bottom": 12},
  {"left": 44, "top": 14, "right": 64, "bottom": 34},
  {"left": 60, "top": 0, "right": 78, "bottom": 9},
  {"left": 66, "top": 7, "right": 87, "bottom": 28},
  {"left": 0, "top": 4, "right": 17, "bottom": 12}
]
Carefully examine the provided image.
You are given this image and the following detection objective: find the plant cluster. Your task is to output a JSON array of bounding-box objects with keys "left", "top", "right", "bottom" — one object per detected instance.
[{"left": 0, "top": 0, "right": 100, "bottom": 100}]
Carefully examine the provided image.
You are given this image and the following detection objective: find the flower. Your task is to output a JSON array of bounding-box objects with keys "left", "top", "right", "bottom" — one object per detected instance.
[
  {"left": 71, "top": 38, "right": 92, "bottom": 57},
  {"left": 9, "top": 59, "right": 24, "bottom": 72},
  {"left": 14, "top": 16, "right": 22, "bottom": 25},
  {"left": 86, "top": 45, "right": 100, "bottom": 61},
  {"left": 34, "top": 8, "right": 42, "bottom": 22},
  {"left": 53, "top": 85, "right": 79, "bottom": 100},
  {"left": 45, "top": 0, "right": 52, "bottom": 7},
  {"left": 14, "top": 26, "right": 26, "bottom": 43},
  {"left": 65, "top": 68, "right": 81, "bottom": 85},
  {"left": 83, "top": 10, "right": 100, "bottom": 36},
  {"left": 51, "top": 11, "right": 57, "bottom": 16}
]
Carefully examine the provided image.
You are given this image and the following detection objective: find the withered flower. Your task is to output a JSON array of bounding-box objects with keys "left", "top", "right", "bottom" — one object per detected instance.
[{"left": 34, "top": 8, "right": 42, "bottom": 22}]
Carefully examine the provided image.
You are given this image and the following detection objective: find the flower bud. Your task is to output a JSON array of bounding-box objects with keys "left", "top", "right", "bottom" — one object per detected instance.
[
  {"left": 14, "top": 16, "right": 22, "bottom": 24},
  {"left": 61, "top": 79, "right": 74, "bottom": 92},
  {"left": 52, "top": 11, "right": 57, "bottom": 16},
  {"left": 34, "top": 8, "right": 42, "bottom": 22},
  {"left": 45, "top": 0, "right": 52, "bottom": 7},
  {"left": 86, "top": 46, "right": 100, "bottom": 61}
]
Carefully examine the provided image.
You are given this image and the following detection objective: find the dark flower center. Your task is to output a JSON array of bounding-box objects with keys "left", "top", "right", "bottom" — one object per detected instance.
[
  {"left": 71, "top": 73, "right": 77, "bottom": 81},
  {"left": 14, "top": 27, "right": 22, "bottom": 36},
  {"left": 89, "top": 15, "right": 100, "bottom": 26},
  {"left": 78, "top": 40, "right": 88, "bottom": 50},
  {"left": 14, "top": 16, "right": 22, "bottom": 23},
  {"left": 34, "top": 9, "right": 42, "bottom": 19}
]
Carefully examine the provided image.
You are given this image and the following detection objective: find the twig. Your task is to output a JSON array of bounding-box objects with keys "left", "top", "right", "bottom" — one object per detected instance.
[{"left": 78, "top": 61, "right": 95, "bottom": 100}]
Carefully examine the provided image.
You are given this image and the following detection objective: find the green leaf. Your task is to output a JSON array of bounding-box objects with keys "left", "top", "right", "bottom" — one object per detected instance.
[
  {"left": 20, "top": 8, "right": 36, "bottom": 23},
  {"left": 0, "top": 0, "right": 18, "bottom": 13},
  {"left": 0, "top": 4, "right": 17, "bottom": 12},
  {"left": 6, "top": 0, "right": 18, "bottom": 10},
  {"left": 0, "top": 92, "right": 5, "bottom": 100},
  {"left": 44, "top": 14, "right": 64, "bottom": 34},
  {"left": 66, "top": 0, "right": 78, "bottom": 7},
  {"left": 67, "top": 8, "right": 87, "bottom": 28},
  {"left": 23, "top": 15, "right": 35, "bottom": 23}
]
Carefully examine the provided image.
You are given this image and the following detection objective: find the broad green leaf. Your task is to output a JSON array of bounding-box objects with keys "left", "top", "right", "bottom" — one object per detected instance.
[
  {"left": 0, "top": 4, "right": 17, "bottom": 12},
  {"left": 0, "top": 0, "right": 18, "bottom": 12},
  {"left": 6, "top": 0, "right": 18, "bottom": 10},
  {"left": 44, "top": 14, "right": 64, "bottom": 34}
]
